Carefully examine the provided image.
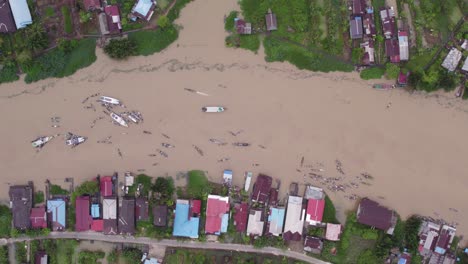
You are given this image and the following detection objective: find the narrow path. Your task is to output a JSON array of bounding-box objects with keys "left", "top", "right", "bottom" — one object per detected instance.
[
  {"left": 1, "top": 232, "right": 331, "bottom": 264},
  {"left": 8, "top": 242, "right": 15, "bottom": 264}
]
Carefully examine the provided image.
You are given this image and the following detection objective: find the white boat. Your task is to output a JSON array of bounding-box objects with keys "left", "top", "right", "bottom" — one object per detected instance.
[
  {"left": 110, "top": 112, "right": 128, "bottom": 127},
  {"left": 65, "top": 133, "right": 87, "bottom": 147},
  {"left": 244, "top": 171, "right": 252, "bottom": 192},
  {"left": 202, "top": 106, "right": 225, "bottom": 113},
  {"left": 223, "top": 170, "right": 233, "bottom": 186},
  {"left": 99, "top": 96, "right": 121, "bottom": 105},
  {"left": 31, "top": 136, "right": 53, "bottom": 148}
]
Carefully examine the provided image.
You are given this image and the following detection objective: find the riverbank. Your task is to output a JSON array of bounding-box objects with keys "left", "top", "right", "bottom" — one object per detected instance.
[{"left": 0, "top": 0, "right": 467, "bottom": 238}]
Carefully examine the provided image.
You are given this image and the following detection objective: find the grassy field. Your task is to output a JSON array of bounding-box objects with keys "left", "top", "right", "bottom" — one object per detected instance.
[
  {"left": 129, "top": 25, "right": 179, "bottom": 56},
  {"left": 263, "top": 37, "right": 353, "bottom": 73}
]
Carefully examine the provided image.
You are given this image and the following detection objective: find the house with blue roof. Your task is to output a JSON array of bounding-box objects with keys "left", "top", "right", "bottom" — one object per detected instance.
[
  {"left": 47, "top": 199, "right": 66, "bottom": 231},
  {"left": 91, "top": 203, "right": 100, "bottom": 219},
  {"left": 9, "top": 0, "right": 32, "bottom": 29},
  {"left": 268, "top": 207, "right": 285, "bottom": 236},
  {"left": 172, "top": 199, "right": 200, "bottom": 239},
  {"left": 131, "top": 0, "right": 157, "bottom": 21}
]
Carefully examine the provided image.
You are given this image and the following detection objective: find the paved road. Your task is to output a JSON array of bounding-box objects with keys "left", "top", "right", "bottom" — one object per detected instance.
[{"left": 1, "top": 232, "right": 330, "bottom": 264}]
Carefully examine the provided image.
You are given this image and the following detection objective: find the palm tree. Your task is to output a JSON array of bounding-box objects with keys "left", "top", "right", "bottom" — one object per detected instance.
[{"left": 25, "top": 23, "right": 48, "bottom": 51}]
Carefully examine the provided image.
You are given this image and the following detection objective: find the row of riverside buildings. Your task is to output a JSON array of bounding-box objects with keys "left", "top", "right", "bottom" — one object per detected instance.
[
  {"left": 349, "top": 0, "right": 409, "bottom": 67},
  {"left": 8, "top": 172, "right": 458, "bottom": 263},
  {"left": 0, "top": 0, "right": 157, "bottom": 35}
]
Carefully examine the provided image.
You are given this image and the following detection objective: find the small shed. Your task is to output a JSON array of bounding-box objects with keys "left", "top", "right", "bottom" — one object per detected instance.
[
  {"left": 265, "top": 9, "right": 277, "bottom": 31},
  {"left": 304, "top": 236, "right": 323, "bottom": 254},
  {"left": 441, "top": 48, "right": 462, "bottom": 72},
  {"left": 235, "top": 19, "right": 252, "bottom": 35}
]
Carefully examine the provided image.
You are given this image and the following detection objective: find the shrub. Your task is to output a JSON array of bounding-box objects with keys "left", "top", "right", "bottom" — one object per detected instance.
[
  {"left": 360, "top": 67, "right": 385, "bottom": 80},
  {"left": 357, "top": 249, "right": 378, "bottom": 264},
  {"left": 50, "top": 184, "right": 69, "bottom": 195},
  {"left": 78, "top": 251, "right": 105, "bottom": 264},
  {"left": 167, "top": 0, "right": 191, "bottom": 22},
  {"left": 157, "top": 15, "right": 170, "bottom": 29},
  {"left": 129, "top": 25, "right": 178, "bottom": 56},
  {"left": 104, "top": 38, "right": 137, "bottom": 59},
  {"left": 79, "top": 11, "right": 92, "bottom": 23},
  {"left": 71, "top": 180, "right": 99, "bottom": 205},
  {"left": 239, "top": 35, "right": 260, "bottom": 53},
  {"left": 45, "top": 7, "right": 55, "bottom": 17},
  {"left": 385, "top": 63, "right": 400, "bottom": 79},
  {"left": 62, "top": 6, "right": 73, "bottom": 34},
  {"left": 0, "top": 64, "right": 19, "bottom": 84},
  {"left": 127, "top": 174, "right": 152, "bottom": 196},
  {"left": 323, "top": 195, "right": 339, "bottom": 223},
  {"left": 34, "top": 191, "right": 45, "bottom": 205},
  {"left": 225, "top": 11, "right": 238, "bottom": 31}
]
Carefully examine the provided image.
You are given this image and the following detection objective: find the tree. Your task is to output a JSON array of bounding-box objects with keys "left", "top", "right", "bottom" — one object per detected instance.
[
  {"left": 157, "top": 15, "right": 170, "bottom": 29},
  {"left": 104, "top": 38, "right": 137, "bottom": 59},
  {"left": 79, "top": 11, "right": 92, "bottom": 23},
  {"left": 25, "top": 23, "right": 49, "bottom": 51},
  {"left": 357, "top": 249, "right": 379, "bottom": 264},
  {"left": 153, "top": 177, "right": 174, "bottom": 200},
  {"left": 404, "top": 216, "right": 422, "bottom": 251}
]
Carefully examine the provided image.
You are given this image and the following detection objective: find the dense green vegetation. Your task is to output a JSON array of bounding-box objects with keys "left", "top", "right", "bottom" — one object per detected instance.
[
  {"left": 34, "top": 191, "right": 45, "bottom": 205},
  {"left": 78, "top": 250, "right": 105, "bottom": 264},
  {"left": 360, "top": 67, "right": 385, "bottom": 80},
  {"left": 0, "top": 64, "right": 19, "bottom": 84},
  {"left": 167, "top": 0, "right": 192, "bottom": 22},
  {"left": 0, "top": 205, "right": 12, "bottom": 238},
  {"left": 152, "top": 176, "right": 175, "bottom": 202},
  {"left": 24, "top": 38, "right": 96, "bottom": 83},
  {"left": 15, "top": 242, "right": 27, "bottom": 263},
  {"left": 187, "top": 170, "right": 212, "bottom": 199},
  {"left": 129, "top": 25, "right": 179, "bottom": 56},
  {"left": 61, "top": 6, "right": 73, "bottom": 34},
  {"left": 104, "top": 38, "right": 137, "bottom": 59},
  {"left": 50, "top": 184, "right": 69, "bottom": 195},
  {"left": 127, "top": 174, "right": 153, "bottom": 196},
  {"left": 323, "top": 195, "right": 339, "bottom": 224},
  {"left": 71, "top": 180, "right": 99, "bottom": 205},
  {"left": 0, "top": 246, "right": 7, "bottom": 264},
  {"left": 225, "top": 11, "right": 238, "bottom": 31},
  {"left": 264, "top": 37, "right": 353, "bottom": 72}
]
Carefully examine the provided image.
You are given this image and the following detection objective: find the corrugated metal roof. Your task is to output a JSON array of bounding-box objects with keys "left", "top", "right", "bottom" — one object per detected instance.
[
  {"left": 47, "top": 199, "right": 66, "bottom": 230},
  {"left": 9, "top": 0, "right": 32, "bottom": 29},
  {"left": 103, "top": 198, "right": 117, "bottom": 219},
  {"left": 173, "top": 200, "right": 199, "bottom": 238},
  {"left": 268, "top": 207, "right": 285, "bottom": 236},
  {"left": 284, "top": 196, "right": 304, "bottom": 236},
  {"left": 247, "top": 209, "right": 264, "bottom": 236}
]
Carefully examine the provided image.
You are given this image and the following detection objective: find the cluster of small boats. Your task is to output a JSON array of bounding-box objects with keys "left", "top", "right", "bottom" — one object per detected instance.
[
  {"left": 32, "top": 132, "right": 87, "bottom": 149},
  {"left": 99, "top": 96, "right": 143, "bottom": 128}
]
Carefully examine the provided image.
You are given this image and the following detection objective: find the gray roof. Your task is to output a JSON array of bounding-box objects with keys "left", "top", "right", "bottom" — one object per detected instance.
[
  {"left": 441, "top": 48, "right": 462, "bottom": 72},
  {"left": 9, "top": 185, "right": 33, "bottom": 229},
  {"left": 350, "top": 17, "right": 363, "bottom": 39},
  {"left": 0, "top": 0, "right": 16, "bottom": 32}
]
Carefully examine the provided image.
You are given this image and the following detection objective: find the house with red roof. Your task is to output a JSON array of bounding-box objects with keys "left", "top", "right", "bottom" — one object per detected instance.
[
  {"left": 91, "top": 219, "right": 103, "bottom": 232},
  {"left": 100, "top": 176, "right": 113, "bottom": 197},
  {"left": 104, "top": 5, "right": 122, "bottom": 34},
  {"left": 205, "top": 195, "right": 230, "bottom": 235},
  {"left": 83, "top": 0, "right": 101, "bottom": 11},
  {"left": 233, "top": 203, "right": 248, "bottom": 232},
  {"left": 305, "top": 198, "right": 325, "bottom": 226},
  {"left": 30, "top": 207, "right": 47, "bottom": 229},
  {"left": 252, "top": 174, "right": 272, "bottom": 204},
  {"left": 385, "top": 38, "right": 400, "bottom": 63},
  {"left": 380, "top": 7, "right": 396, "bottom": 39},
  {"left": 75, "top": 196, "right": 92, "bottom": 231}
]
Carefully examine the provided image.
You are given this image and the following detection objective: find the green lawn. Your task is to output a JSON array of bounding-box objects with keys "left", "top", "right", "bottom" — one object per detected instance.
[
  {"left": 263, "top": 37, "right": 353, "bottom": 73},
  {"left": 0, "top": 206, "right": 11, "bottom": 238},
  {"left": 61, "top": 6, "right": 73, "bottom": 34},
  {"left": 239, "top": 35, "right": 260, "bottom": 53},
  {"left": 323, "top": 195, "right": 339, "bottom": 223},
  {"left": 45, "top": 6, "right": 55, "bottom": 17},
  {"left": 56, "top": 240, "right": 78, "bottom": 263},
  {"left": 129, "top": 26, "right": 178, "bottom": 56}
]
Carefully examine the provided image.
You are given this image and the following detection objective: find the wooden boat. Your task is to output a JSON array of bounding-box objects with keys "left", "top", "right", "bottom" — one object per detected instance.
[
  {"left": 202, "top": 106, "right": 225, "bottom": 112},
  {"left": 31, "top": 136, "right": 54, "bottom": 148},
  {"left": 99, "top": 96, "right": 121, "bottom": 105},
  {"left": 65, "top": 133, "right": 87, "bottom": 147},
  {"left": 110, "top": 112, "right": 128, "bottom": 127},
  {"left": 373, "top": 84, "right": 395, "bottom": 90},
  {"left": 244, "top": 172, "right": 252, "bottom": 191},
  {"left": 455, "top": 85, "right": 465, "bottom": 98}
]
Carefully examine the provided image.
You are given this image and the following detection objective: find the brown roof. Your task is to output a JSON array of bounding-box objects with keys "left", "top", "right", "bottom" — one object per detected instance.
[
  {"left": 135, "top": 197, "right": 149, "bottom": 221},
  {"left": 0, "top": 0, "right": 16, "bottom": 33},
  {"left": 385, "top": 39, "right": 400, "bottom": 63},
  {"left": 269, "top": 188, "right": 278, "bottom": 206},
  {"left": 283, "top": 230, "right": 302, "bottom": 241},
  {"left": 9, "top": 185, "right": 33, "bottom": 230},
  {"left": 103, "top": 219, "right": 118, "bottom": 235},
  {"left": 34, "top": 251, "right": 47, "bottom": 264},
  {"left": 83, "top": 0, "right": 101, "bottom": 10},
  {"left": 352, "top": 0, "right": 365, "bottom": 15},
  {"left": 252, "top": 174, "right": 272, "bottom": 204},
  {"left": 233, "top": 203, "right": 248, "bottom": 232},
  {"left": 153, "top": 205, "right": 167, "bottom": 227},
  {"left": 357, "top": 198, "right": 395, "bottom": 231},
  {"left": 304, "top": 236, "right": 323, "bottom": 253},
  {"left": 119, "top": 197, "right": 135, "bottom": 235}
]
